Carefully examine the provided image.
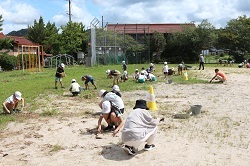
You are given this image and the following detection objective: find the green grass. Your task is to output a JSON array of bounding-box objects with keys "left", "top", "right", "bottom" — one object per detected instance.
[{"left": 0, "top": 63, "right": 219, "bottom": 127}]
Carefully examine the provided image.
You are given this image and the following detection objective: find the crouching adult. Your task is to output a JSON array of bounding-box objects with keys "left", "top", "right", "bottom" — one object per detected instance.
[
  {"left": 122, "top": 99, "right": 161, "bottom": 155},
  {"left": 97, "top": 101, "right": 124, "bottom": 136}
]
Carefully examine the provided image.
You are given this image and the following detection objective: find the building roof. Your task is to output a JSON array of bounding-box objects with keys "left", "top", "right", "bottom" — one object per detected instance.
[
  {"left": 107, "top": 23, "right": 195, "bottom": 34},
  {"left": 0, "top": 32, "right": 38, "bottom": 46}
]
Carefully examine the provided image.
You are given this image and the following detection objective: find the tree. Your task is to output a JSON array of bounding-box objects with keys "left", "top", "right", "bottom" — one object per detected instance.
[
  {"left": 161, "top": 20, "right": 217, "bottom": 63},
  {"left": 195, "top": 19, "right": 217, "bottom": 50},
  {"left": 43, "top": 22, "right": 60, "bottom": 55},
  {"left": 161, "top": 24, "right": 199, "bottom": 63},
  {"left": 27, "top": 16, "right": 46, "bottom": 45},
  {"left": 150, "top": 31, "right": 166, "bottom": 62},
  {"left": 27, "top": 17, "right": 61, "bottom": 55},
  {"left": 217, "top": 15, "right": 250, "bottom": 62},
  {"left": 59, "top": 21, "right": 87, "bottom": 56},
  {"left": 94, "top": 28, "right": 144, "bottom": 64},
  {"left": 0, "top": 15, "right": 13, "bottom": 53}
]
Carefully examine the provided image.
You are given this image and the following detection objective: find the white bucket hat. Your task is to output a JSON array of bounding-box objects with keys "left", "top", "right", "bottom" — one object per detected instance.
[
  {"left": 106, "top": 70, "right": 110, "bottom": 74},
  {"left": 71, "top": 79, "right": 76, "bottom": 83},
  {"left": 61, "top": 63, "right": 65, "bottom": 68},
  {"left": 14, "top": 91, "right": 22, "bottom": 100},
  {"left": 101, "top": 101, "right": 111, "bottom": 114},
  {"left": 113, "top": 85, "right": 120, "bottom": 92},
  {"left": 99, "top": 89, "right": 106, "bottom": 97},
  {"left": 164, "top": 62, "right": 167, "bottom": 65}
]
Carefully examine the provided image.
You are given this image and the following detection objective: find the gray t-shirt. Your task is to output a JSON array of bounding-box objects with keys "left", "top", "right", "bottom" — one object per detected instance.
[{"left": 122, "top": 108, "right": 158, "bottom": 142}]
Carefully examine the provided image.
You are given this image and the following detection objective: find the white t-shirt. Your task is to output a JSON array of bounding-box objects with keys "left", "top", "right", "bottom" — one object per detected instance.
[
  {"left": 70, "top": 82, "right": 81, "bottom": 92},
  {"left": 5, "top": 95, "right": 14, "bottom": 104},
  {"left": 138, "top": 74, "right": 147, "bottom": 80},
  {"left": 148, "top": 73, "right": 155, "bottom": 79},
  {"left": 102, "top": 92, "right": 124, "bottom": 109},
  {"left": 163, "top": 65, "right": 169, "bottom": 72},
  {"left": 141, "top": 69, "right": 148, "bottom": 76}
]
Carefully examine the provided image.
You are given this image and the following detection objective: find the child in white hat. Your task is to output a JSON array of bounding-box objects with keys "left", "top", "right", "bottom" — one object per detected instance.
[{"left": 2, "top": 91, "right": 25, "bottom": 114}]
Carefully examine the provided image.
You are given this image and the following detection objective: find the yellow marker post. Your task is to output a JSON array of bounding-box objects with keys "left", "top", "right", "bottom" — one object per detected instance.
[
  {"left": 183, "top": 71, "right": 188, "bottom": 80},
  {"left": 146, "top": 85, "right": 158, "bottom": 111}
]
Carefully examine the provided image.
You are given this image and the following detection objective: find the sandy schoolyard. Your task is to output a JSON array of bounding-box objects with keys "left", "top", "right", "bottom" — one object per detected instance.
[{"left": 0, "top": 67, "right": 249, "bottom": 166}]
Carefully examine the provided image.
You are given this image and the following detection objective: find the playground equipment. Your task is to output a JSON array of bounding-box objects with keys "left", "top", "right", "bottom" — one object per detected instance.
[
  {"left": 44, "top": 54, "right": 76, "bottom": 68},
  {"left": 17, "top": 45, "right": 43, "bottom": 72}
]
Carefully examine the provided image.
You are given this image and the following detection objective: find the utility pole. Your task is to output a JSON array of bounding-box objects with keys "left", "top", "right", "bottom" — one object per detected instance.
[{"left": 67, "top": 0, "right": 72, "bottom": 22}]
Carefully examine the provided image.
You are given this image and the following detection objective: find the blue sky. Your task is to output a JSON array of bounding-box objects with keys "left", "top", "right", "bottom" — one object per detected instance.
[{"left": 1, "top": 0, "right": 250, "bottom": 34}]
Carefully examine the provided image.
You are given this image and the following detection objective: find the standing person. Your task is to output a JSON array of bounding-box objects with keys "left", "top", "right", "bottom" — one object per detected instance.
[
  {"left": 106, "top": 69, "right": 121, "bottom": 85},
  {"left": 162, "top": 62, "right": 168, "bottom": 80},
  {"left": 99, "top": 89, "right": 125, "bottom": 114},
  {"left": 198, "top": 54, "right": 205, "bottom": 70},
  {"left": 122, "top": 99, "right": 161, "bottom": 155},
  {"left": 81, "top": 75, "right": 97, "bottom": 90},
  {"left": 210, "top": 69, "right": 227, "bottom": 83},
  {"left": 55, "top": 63, "right": 65, "bottom": 89},
  {"left": 69, "top": 79, "right": 82, "bottom": 96},
  {"left": 97, "top": 101, "right": 124, "bottom": 136},
  {"left": 2, "top": 91, "right": 25, "bottom": 114},
  {"left": 111, "top": 85, "right": 122, "bottom": 97},
  {"left": 122, "top": 61, "right": 127, "bottom": 71}
]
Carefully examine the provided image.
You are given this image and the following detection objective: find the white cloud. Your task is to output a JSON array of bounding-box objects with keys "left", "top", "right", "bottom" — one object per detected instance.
[
  {"left": 1, "top": 0, "right": 250, "bottom": 34},
  {"left": 0, "top": 0, "right": 40, "bottom": 34}
]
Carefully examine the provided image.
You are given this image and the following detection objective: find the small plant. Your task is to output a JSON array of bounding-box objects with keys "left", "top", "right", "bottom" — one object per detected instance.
[
  {"left": 41, "top": 109, "right": 58, "bottom": 116},
  {"left": 50, "top": 144, "right": 64, "bottom": 152}
]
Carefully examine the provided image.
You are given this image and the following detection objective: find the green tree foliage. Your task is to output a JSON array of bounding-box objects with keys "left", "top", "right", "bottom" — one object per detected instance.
[
  {"left": 161, "top": 20, "right": 217, "bottom": 63},
  {"left": 150, "top": 31, "right": 166, "bottom": 61},
  {"left": 27, "top": 16, "right": 46, "bottom": 44},
  {"left": 43, "top": 22, "right": 60, "bottom": 55},
  {"left": 162, "top": 25, "right": 199, "bottom": 63},
  {"left": 0, "top": 15, "right": 13, "bottom": 51},
  {"left": 0, "top": 37, "right": 13, "bottom": 50},
  {"left": 27, "top": 17, "right": 60, "bottom": 55},
  {"left": 59, "top": 21, "right": 87, "bottom": 55},
  {"left": 0, "top": 52, "right": 17, "bottom": 70},
  {"left": 217, "top": 15, "right": 250, "bottom": 62},
  {"left": 94, "top": 28, "right": 144, "bottom": 63}
]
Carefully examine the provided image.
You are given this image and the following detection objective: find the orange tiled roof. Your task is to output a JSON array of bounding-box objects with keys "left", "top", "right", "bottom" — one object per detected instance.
[
  {"left": 107, "top": 23, "right": 195, "bottom": 34},
  {"left": 0, "top": 33, "right": 38, "bottom": 46},
  {"left": 10, "top": 36, "right": 38, "bottom": 46}
]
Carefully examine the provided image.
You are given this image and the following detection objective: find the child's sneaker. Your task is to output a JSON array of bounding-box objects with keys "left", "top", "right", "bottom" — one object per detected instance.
[
  {"left": 144, "top": 144, "right": 155, "bottom": 151},
  {"left": 123, "top": 145, "right": 136, "bottom": 155}
]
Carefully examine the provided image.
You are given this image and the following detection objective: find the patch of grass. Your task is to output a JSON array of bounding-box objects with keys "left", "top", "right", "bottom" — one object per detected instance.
[
  {"left": 50, "top": 144, "right": 64, "bottom": 152},
  {"left": 0, "top": 114, "right": 16, "bottom": 129},
  {"left": 41, "top": 109, "right": 58, "bottom": 116},
  {"left": 0, "top": 64, "right": 224, "bottom": 127}
]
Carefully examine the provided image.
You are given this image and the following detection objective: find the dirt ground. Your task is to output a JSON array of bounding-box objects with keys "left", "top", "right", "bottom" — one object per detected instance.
[{"left": 0, "top": 67, "right": 250, "bottom": 166}]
